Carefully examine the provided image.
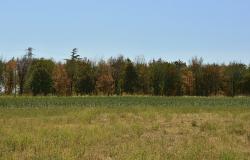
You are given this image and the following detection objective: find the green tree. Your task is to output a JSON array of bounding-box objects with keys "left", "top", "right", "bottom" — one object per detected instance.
[
  {"left": 243, "top": 66, "right": 250, "bottom": 95},
  {"left": 135, "top": 59, "right": 150, "bottom": 94},
  {"left": 26, "top": 47, "right": 34, "bottom": 59},
  {"left": 28, "top": 59, "right": 55, "bottom": 96},
  {"left": 162, "top": 63, "right": 179, "bottom": 96},
  {"left": 174, "top": 60, "right": 186, "bottom": 96},
  {"left": 202, "top": 64, "right": 222, "bottom": 96},
  {"left": 75, "top": 59, "right": 95, "bottom": 95},
  {"left": 190, "top": 57, "right": 204, "bottom": 96},
  {"left": 108, "top": 55, "right": 126, "bottom": 95},
  {"left": 124, "top": 59, "right": 138, "bottom": 94},
  {"left": 224, "top": 62, "right": 246, "bottom": 96},
  {"left": 149, "top": 59, "right": 165, "bottom": 95},
  {"left": 65, "top": 48, "right": 81, "bottom": 95}
]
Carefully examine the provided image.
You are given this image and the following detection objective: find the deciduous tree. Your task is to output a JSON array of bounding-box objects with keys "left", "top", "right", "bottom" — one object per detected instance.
[
  {"left": 149, "top": 59, "right": 165, "bottom": 95},
  {"left": 190, "top": 57, "right": 204, "bottom": 96},
  {"left": 135, "top": 58, "right": 150, "bottom": 94},
  {"left": 16, "top": 49, "right": 33, "bottom": 95},
  {"left": 96, "top": 61, "right": 114, "bottom": 95},
  {"left": 224, "top": 62, "right": 246, "bottom": 96},
  {"left": 28, "top": 59, "right": 55, "bottom": 96},
  {"left": 53, "top": 63, "right": 70, "bottom": 96},
  {"left": 75, "top": 59, "right": 95, "bottom": 95},
  {"left": 0, "top": 59, "right": 4, "bottom": 93},
  {"left": 108, "top": 55, "right": 126, "bottom": 95},
  {"left": 202, "top": 64, "right": 222, "bottom": 96},
  {"left": 4, "top": 58, "right": 16, "bottom": 95}
]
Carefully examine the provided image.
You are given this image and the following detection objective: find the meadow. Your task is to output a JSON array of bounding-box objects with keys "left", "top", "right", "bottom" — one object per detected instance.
[{"left": 0, "top": 96, "right": 250, "bottom": 160}]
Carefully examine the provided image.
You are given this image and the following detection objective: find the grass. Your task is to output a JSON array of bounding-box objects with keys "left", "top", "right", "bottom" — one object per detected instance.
[{"left": 0, "top": 96, "right": 250, "bottom": 159}]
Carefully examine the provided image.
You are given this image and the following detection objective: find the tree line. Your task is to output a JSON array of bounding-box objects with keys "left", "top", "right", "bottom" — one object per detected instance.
[{"left": 0, "top": 48, "right": 250, "bottom": 97}]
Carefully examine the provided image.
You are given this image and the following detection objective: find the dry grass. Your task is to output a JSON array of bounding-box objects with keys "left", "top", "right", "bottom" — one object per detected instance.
[{"left": 0, "top": 97, "right": 250, "bottom": 159}]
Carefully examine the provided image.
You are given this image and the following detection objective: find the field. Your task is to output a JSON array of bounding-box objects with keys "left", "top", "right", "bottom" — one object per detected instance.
[{"left": 0, "top": 96, "right": 250, "bottom": 160}]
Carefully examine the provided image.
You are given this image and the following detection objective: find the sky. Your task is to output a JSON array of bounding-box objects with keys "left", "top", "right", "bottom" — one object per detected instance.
[{"left": 0, "top": 0, "right": 250, "bottom": 64}]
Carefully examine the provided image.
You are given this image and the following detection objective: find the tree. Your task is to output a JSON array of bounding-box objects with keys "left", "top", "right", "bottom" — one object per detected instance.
[
  {"left": 65, "top": 48, "right": 81, "bottom": 95},
  {"left": 2, "top": 50, "right": 250, "bottom": 97},
  {"left": 149, "top": 59, "right": 165, "bottom": 95},
  {"left": 31, "top": 67, "right": 53, "bottom": 96},
  {"left": 74, "top": 59, "right": 95, "bottom": 95},
  {"left": 224, "top": 62, "right": 246, "bottom": 96},
  {"left": 109, "top": 55, "right": 126, "bottom": 95},
  {"left": 28, "top": 59, "right": 55, "bottom": 96},
  {"left": 124, "top": 59, "right": 138, "bottom": 94},
  {"left": 96, "top": 61, "right": 114, "bottom": 95},
  {"left": 4, "top": 58, "right": 16, "bottom": 95},
  {"left": 243, "top": 66, "right": 250, "bottom": 95},
  {"left": 162, "top": 63, "right": 179, "bottom": 96},
  {"left": 71, "top": 48, "right": 80, "bottom": 59},
  {"left": 26, "top": 47, "right": 34, "bottom": 59},
  {"left": 190, "top": 57, "right": 204, "bottom": 96},
  {"left": 182, "top": 69, "right": 194, "bottom": 96},
  {"left": 52, "top": 63, "right": 70, "bottom": 96},
  {"left": 174, "top": 60, "right": 186, "bottom": 96},
  {"left": 135, "top": 58, "right": 150, "bottom": 94},
  {"left": 202, "top": 64, "right": 222, "bottom": 96},
  {"left": 16, "top": 48, "right": 33, "bottom": 95},
  {"left": 0, "top": 59, "right": 4, "bottom": 93}
]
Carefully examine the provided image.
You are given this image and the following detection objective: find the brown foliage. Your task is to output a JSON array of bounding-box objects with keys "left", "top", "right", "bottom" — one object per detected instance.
[
  {"left": 96, "top": 62, "right": 114, "bottom": 95},
  {"left": 4, "top": 59, "right": 17, "bottom": 95},
  {"left": 53, "top": 63, "right": 70, "bottom": 96}
]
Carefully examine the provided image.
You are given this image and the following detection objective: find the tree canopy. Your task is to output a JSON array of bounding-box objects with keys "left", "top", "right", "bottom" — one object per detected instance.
[{"left": 1, "top": 49, "right": 250, "bottom": 97}]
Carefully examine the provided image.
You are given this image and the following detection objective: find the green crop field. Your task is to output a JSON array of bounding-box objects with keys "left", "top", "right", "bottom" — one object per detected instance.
[{"left": 0, "top": 96, "right": 250, "bottom": 160}]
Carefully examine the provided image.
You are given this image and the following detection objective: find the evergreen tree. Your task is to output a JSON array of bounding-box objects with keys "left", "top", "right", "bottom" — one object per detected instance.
[
  {"left": 124, "top": 59, "right": 138, "bottom": 94},
  {"left": 65, "top": 48, "right": 81, "bottom": 95}
]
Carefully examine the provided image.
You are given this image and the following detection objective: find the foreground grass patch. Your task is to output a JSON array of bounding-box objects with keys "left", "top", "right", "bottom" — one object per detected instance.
[{"left": 0, "top": 97, "right": 250, "bottom": 159}]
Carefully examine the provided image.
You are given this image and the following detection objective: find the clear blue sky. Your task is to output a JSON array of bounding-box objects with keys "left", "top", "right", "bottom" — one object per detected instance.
[{"left": 0, "top": 0, "right": 250, "bottom": 64}]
